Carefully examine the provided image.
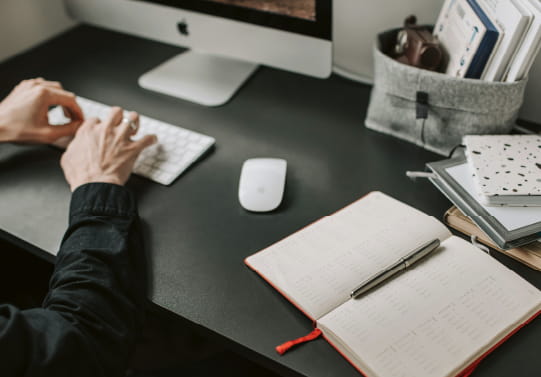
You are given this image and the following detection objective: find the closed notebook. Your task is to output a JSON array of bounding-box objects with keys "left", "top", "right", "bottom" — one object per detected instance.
[
  {"left": 245, "top": 192, "right": 541, "bottom": 377},
  {"left": 464, "top": 135, "right": 541, "bottom": 206}
]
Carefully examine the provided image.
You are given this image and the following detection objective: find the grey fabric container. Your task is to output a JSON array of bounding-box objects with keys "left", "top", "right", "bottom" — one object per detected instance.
[{"left": 365, "top": 29, "right": 528, "bottom": 156}]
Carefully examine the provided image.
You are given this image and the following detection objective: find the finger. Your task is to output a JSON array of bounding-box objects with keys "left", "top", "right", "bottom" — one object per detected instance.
[
  {"left": 119, "top": 112, "right": 140, "bottom": 138},
  {"left": 133, "top": 134, "right": 158, "bottom": 152},
  {"left": 62, "top": 105, "right": 84, "bottom": 124},
  {"left": 79, "top": 117, "right": 100, "bottom": 131},
  {"left": 61, "top": 101, "right": 79, "bottom": 119},
  {"left": 42, "top": 87, "right": 84, "bottom": 122},
  {"left": 29, "top": 78, "right": 45, "bottom": 87},
  {"left": 19, "top": 78, "right": 43, "bottom": 89},
  {"left": 40, "top": 80, "right": 62, "bottom": 90},
  {"left": 51, "top": 135, "right": 73, "bottom": 150},
  {"left": 104, "top": 107, "right": 124, "bottom": 128},
  {"left": 42, "top": 122, "right": 81, "bottom": 142},
  {"left": 40, "top": 116, "right": 89, "bottom": 142}
]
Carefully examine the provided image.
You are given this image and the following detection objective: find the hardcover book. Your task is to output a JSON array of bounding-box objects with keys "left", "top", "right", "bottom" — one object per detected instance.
[{"left": 427, "top": 157, "right": 541, "bottom": 249}]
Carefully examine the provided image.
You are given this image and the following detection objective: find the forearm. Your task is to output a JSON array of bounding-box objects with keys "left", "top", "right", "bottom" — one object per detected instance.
[{"left": 0, "top": 183, "right": 147, "bottom": 376}]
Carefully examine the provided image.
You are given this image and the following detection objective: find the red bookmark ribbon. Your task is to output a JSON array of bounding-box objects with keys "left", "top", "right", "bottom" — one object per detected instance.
[{"left": 275, "top": 328, "right": 323, "bottom": 355}]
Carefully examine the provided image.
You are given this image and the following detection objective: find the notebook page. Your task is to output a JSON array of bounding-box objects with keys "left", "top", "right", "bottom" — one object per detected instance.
[
  {"left": 318, "top": 236, "right": 541, "bottom": 377},
  {"left": 246, "top": 192, "right": 451, "bottom": 320}
]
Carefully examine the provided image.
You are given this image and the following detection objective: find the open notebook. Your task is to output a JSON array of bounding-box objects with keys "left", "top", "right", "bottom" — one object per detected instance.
[{"left": 245, "top": 192, "right": 541, "bottom": 377}]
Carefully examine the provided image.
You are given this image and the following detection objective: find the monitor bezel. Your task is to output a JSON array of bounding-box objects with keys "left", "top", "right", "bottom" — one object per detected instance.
[{"left": 134, "top": 0, "right": 332, "bottom": 40}]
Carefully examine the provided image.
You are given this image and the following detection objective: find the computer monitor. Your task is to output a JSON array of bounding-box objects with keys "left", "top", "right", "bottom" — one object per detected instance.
[{"left": 65, "top": 0, "right": 332, "bottom": 106}]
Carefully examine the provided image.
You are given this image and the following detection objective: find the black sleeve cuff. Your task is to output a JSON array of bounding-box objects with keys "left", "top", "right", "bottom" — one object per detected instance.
[{"left": 69, "top": 183, "right": 137, "bottom": 221}]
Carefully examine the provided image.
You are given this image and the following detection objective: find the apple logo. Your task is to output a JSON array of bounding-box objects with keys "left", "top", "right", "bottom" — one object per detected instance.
[{"left": 177, "top": 19, "right": 189, "bottom": 36}]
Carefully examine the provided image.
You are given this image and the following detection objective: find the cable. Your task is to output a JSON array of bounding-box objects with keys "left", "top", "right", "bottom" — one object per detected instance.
[{"left": 513, "top": 125, "right": 538, "bottom": 134}]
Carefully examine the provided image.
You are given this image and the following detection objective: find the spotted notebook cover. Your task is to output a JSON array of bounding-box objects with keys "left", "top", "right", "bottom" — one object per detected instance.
[{"left": 464, "top": 135, "right": 541, "bottom": 200}]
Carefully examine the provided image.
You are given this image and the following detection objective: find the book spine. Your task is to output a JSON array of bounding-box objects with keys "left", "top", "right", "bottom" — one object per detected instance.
[{"left": 465, "top": 0, "right": 500, "bottom": 79}]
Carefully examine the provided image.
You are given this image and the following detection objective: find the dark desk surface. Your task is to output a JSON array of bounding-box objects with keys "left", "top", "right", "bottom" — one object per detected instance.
[{"left": 0, "top": 26, "right": 539, "bottom": 377}]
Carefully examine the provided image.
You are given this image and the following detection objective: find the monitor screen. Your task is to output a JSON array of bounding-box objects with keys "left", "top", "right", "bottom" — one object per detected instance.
[
  {"left": 205, "top": 0, "right": 316, "bottom": 21},
  {"left": 140, "top": 0, "right": 331, "bottom": 39}
]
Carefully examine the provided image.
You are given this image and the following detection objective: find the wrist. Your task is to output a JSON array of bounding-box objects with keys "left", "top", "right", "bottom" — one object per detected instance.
[
  {"left": 70, "top": 175, "right": 125, "bottom": 192},
  {"left": 0, "top": 125, "right": 6, "bottom": 142},
  {"left": 0, "top": 111, "right": 22, "bottom": 143},
  {"left": 0, "top": 114, "right": 12, "bottom": 143}
]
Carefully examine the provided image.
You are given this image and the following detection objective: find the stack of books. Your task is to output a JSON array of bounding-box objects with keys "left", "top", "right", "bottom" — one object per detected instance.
[
  {"left": 435, "top": 0, "right": 541, "bottom": 81},
  {"left": 426, "top": 147, "right": 541, "bottom": 251}
]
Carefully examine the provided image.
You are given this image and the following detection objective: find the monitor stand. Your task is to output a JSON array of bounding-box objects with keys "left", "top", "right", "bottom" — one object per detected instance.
[{"left": 138, "top": 51, "right": 258, "bottom": 107}]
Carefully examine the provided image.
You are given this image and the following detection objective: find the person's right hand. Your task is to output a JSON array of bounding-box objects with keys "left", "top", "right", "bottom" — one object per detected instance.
[{"left": 61, "top": 107, "right": 157, "bottom": 191}]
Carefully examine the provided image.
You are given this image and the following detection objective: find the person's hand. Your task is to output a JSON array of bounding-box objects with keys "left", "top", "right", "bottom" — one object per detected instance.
[
  {"left": 61, "top": 107, "right": 157, "bottom": 191},
  {"left": 0, "top": 78, "right": 84, "bottom": 144}
]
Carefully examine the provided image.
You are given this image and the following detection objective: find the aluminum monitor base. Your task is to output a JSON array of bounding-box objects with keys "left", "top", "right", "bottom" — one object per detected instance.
[{"left": 139, "top": 51, "right": 258, "bottom": 106}]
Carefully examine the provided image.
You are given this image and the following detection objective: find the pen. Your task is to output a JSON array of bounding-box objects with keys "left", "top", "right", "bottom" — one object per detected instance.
[{"left": 350, "top": 238, "right": 441, "bottom": 299}]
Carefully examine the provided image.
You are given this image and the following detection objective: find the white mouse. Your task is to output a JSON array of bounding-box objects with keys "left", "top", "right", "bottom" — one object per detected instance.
[{"left": 238, "top": 158, "right": 287, "bottom": 212}]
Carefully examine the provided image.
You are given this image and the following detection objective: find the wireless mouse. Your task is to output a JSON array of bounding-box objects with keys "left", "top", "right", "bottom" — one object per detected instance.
[{"left": 238, "top": 158, "right": 287, "bottom": 212}]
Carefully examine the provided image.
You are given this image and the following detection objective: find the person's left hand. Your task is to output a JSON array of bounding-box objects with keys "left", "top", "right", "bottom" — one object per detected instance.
[{"left": 0, "top": 78, "right": 84, "bottom": 144}]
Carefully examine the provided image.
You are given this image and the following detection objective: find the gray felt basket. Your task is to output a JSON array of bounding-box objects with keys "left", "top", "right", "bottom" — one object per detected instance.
[{"left": 365, "top": 29, "right": 528, "bottom": 156}]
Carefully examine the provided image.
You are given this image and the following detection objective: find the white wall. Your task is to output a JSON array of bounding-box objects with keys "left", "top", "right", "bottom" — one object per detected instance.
[
  {"left": 0, "top": 0, "right": 76, "bottom": 62},
  {"left": 334, "top": 0, "right": 541, "bottom": 124},
  {"left": 334, "top": 0, "right": 443, "bottom": 82}
]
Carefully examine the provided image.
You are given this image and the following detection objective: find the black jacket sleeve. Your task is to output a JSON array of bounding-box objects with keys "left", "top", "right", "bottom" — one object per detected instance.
[{"left": 0, "top": 183, "right": 147, "bottom": 377}]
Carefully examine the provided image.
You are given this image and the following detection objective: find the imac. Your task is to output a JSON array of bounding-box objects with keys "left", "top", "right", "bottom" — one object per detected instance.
[{"left": 64, "top": 0, "right": 332, "bottom": 106}]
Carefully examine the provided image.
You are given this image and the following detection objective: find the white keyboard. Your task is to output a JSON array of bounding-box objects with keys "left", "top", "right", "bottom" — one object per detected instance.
[{"left": 48, "top": 97, "right": 215, "bottom": 185}]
